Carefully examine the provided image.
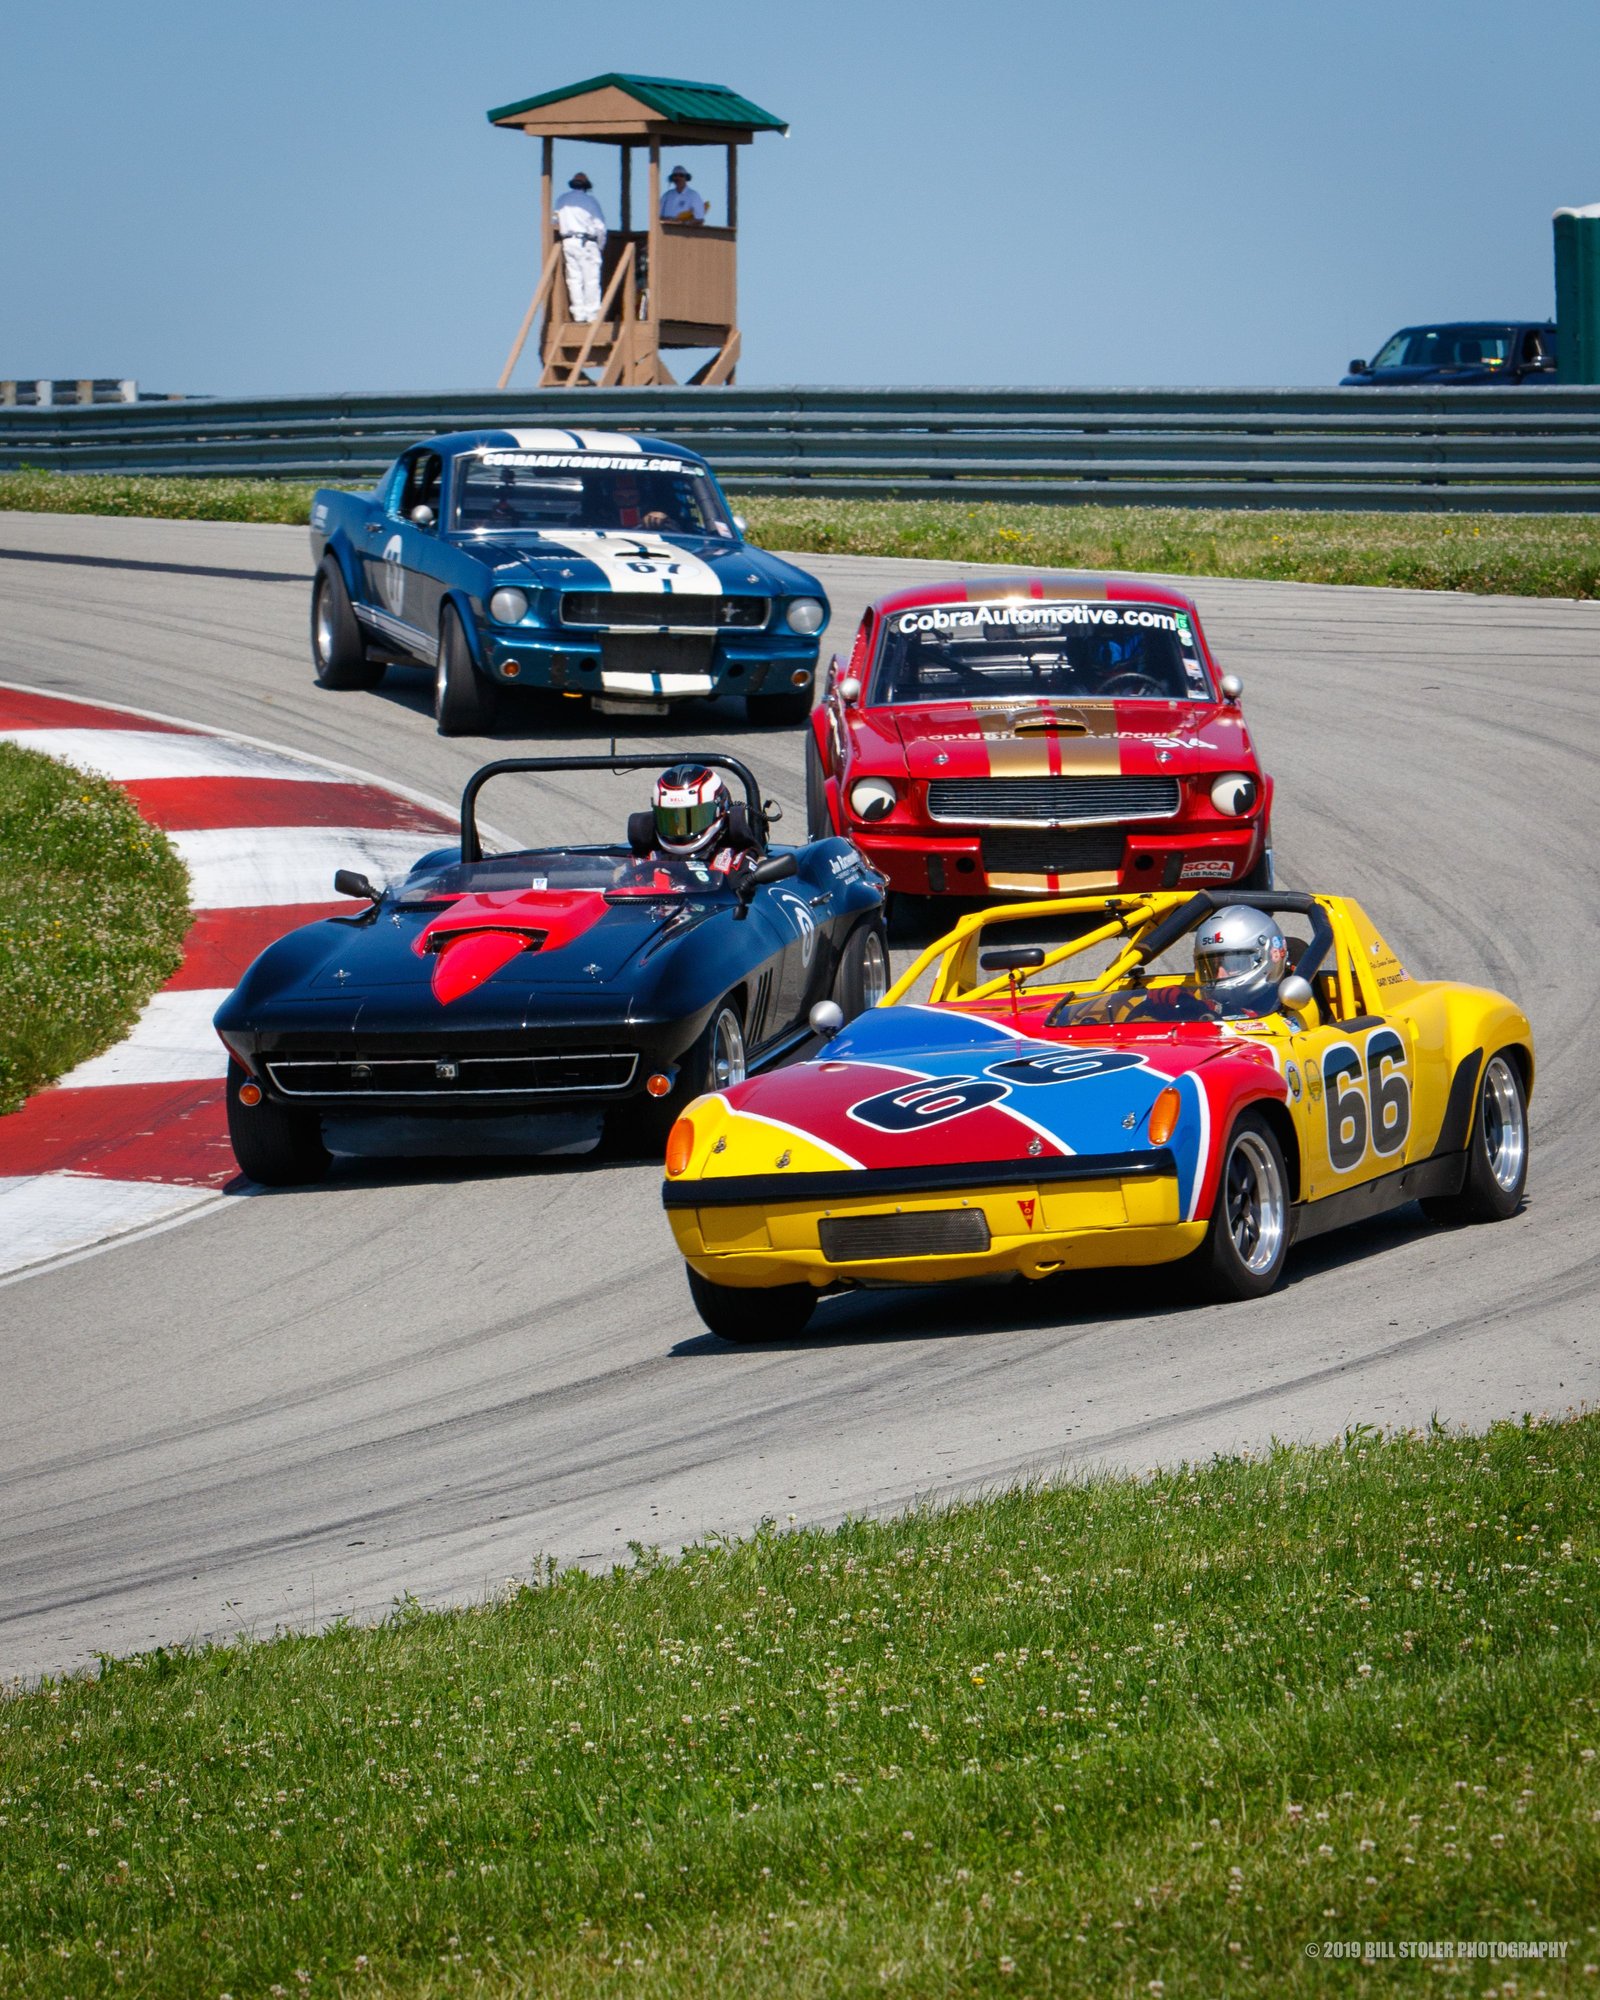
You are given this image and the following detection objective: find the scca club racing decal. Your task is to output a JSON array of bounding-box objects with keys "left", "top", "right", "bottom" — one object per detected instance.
[{"left": 848, "top": 1049, "right": 1144, "bottom": 1134}]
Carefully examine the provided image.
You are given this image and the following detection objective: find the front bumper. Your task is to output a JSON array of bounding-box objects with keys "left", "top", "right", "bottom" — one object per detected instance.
[
  {"left": 663, "top": 1152, "right": 1204, "bottom": 1288},
  {"left": 477, "top": 623, "right": 821, "bottom": 701},
  {"left": 849, "top": 821, "right": 1269, "bottom": 898}
]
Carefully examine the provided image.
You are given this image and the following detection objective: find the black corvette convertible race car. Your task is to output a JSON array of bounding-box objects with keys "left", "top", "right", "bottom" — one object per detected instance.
[{"left": 213, "top": 754, "right": 888, "bottom": 1184}]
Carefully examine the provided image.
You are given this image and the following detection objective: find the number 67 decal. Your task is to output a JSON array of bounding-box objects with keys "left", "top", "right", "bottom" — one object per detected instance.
[{"left": 1322, "top": 1029, "right": 1411, "bottom": 1172}]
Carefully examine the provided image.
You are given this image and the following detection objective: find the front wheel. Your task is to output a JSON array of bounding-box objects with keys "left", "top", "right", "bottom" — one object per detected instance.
[
  {"left": 1193, "top": 1109, "right": 1290, "bottom": 1301},
  {"left": 225, "top": 1062, "right": 330, "bottom": 1186},
  {"left": 805, "top": 734, "right": 834, "bottom": 839},
  {"left": 311, "top": 560, "right": 384, "bottom": 690},
  {"left": 434, "top": 605, "right": 500, "bottom": 736},
  {"left": 615, "top": 998, "right": 747, "bottom": 1154},
  {"left": 747, "top": 681, "right": 813, "bottom": 727},
  {"left": 1421, "top": 1051, "right": 1528, "bottom": 1225},
  {"left": 687, "top": 1265, "right": 816, "bottom": 1343},
  {"left": 834, "top": 921, "right": 889, "bottom": 1021},
  {"left": 1239, "top": 842, "right": 1274, "bottom": 892}
]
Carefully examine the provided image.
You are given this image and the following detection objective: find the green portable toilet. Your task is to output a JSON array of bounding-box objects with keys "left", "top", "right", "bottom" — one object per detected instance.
[{"left": 1553, "top": 204, "right": 1600, "bottom": 383}]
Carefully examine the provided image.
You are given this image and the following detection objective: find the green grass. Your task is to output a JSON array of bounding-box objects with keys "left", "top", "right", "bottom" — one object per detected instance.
[
  {"left": 5, "top": 467, "right": 1600, "bottom": 595},
  {"left": 0, "top": 740, "right": 190, "bottom": 1113},
  {"left": 3, "top": 1416, "right": 1596, "bottom": 1997}
]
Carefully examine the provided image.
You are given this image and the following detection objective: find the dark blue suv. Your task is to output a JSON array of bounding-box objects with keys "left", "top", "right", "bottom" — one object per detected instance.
[{"left": 1342, "top": 322, "right": 1558, "bottom": 386}]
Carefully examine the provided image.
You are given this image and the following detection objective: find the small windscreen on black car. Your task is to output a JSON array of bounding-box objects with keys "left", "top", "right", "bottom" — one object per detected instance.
[
  {"left": 452, "top": 452, "right": 733, "bottom": 537},
  {"left": 873, "top": 599, "right": 1212, "bottom": 705},
  {"left": 395, "top": 849, "right": 736, "bottom": 901},
  {"left": 1370, "top": 325, "right": 1516, "bottom": 370}
]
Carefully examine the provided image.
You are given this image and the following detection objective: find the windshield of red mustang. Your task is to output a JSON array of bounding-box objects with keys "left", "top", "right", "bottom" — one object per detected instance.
[
  {"left": 872, "top": 599, "right": 1214, "bottom": 705},
  {"left": 452, "top": 450, "right": 734, "bottom": 537}
]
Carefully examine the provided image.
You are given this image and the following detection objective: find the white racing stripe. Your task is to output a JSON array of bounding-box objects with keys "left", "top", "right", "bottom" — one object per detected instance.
[
  {"left": 0, "top": 1175, "right": 218, "bottom": 1279},
  {"left": 601, "top": 671, "right": 715, "bottom": 697},
  {"left": 59, "top": 990, "right": 232, "bottom": 1089},
  {"left": 505, "top": 429, "right": 642, "bottom": 453},
  {"left": 171, "top": 826, "right": 444, "bottom": 908},
  {"left": 0, "top": 728, "right": 333, "bottom": 783},
  {"left": 533, "top": 529, "right": 723, "bottom": 597}
]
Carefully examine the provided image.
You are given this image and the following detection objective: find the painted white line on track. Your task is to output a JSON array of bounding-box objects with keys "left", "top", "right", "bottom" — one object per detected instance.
[
  {"left": 169, "top": 826, "right": 444, "bottom": 907},
  {"left": 0, "top": 1174, "right": 218, "bottom": 1277},
  {"left": 0, "top": 728, "right": 333, "bottom": 784},
  {"left": 59, "top": 990, "right": 233, "bottom": 1089}
]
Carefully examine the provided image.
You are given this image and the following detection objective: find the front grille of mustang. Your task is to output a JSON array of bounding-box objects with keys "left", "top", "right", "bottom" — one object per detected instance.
[
  {"left": 561, "top": 592, "right": 769, "bottom": 630},
  {"left": 981, "top": 827, "right": 1127, "bottom": 876},
  {"left": 818, "top": 1208, "right": 992, "bottom": 1263},
  {"left": 927, "top": 776, "right": 1182, "bottom": 824},
  {"left": 265, "top": 1051, "right": 639, "bottom": 1098}
]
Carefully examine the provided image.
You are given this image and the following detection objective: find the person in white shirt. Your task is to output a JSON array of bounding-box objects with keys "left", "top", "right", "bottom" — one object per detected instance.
[
  {"left": 659, "top": 165, "right": 709, "bottom": 227},
  {"left": 553, "top": 172, "right": 607, "bottom": 322}
]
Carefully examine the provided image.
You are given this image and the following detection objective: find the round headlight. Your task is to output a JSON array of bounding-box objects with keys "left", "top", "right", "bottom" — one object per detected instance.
[
  {"left": 786, "top": 596, "right": 826, "bottom": 635},
  {"left": 488, "top": 587, "right": 529, "bottom": 625},
  {"left": 849, "top": 777, "right": 898, "bottom": 823},
  {"left": 1211, "top": 772, "right": 1258, "bottom": 817}
]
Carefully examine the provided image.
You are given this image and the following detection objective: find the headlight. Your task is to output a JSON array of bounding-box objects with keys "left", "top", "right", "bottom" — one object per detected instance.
[
  {"left": 1210, "top": 772, "right": 1258, "bottom": 816},
  {"left": 488, "top": 587, "right": 529, "bottom": 625},
  {"left": 786, "top": 596, "right": 826, "bottom": 635},
  {"left": 849, "top": 777, "right": 898, "bottom": 823}
]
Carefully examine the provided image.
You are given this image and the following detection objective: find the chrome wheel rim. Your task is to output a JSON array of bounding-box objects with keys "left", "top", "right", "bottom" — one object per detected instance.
[
  {"left": 710, "top": 1008, "right": 746, "bottom": 1091},
  {"left": 313, "top": 583, "right": 333, "bottom": 666},
  {"left": 860, "top": 932, "right": 889, "bottom": 1008},
  {"left": 1225, "top": 1129, "right": 1286, "bottom": 1275},
  {"left": 1481, "top": 1055, "right": 1526, "bottom": 1193}
]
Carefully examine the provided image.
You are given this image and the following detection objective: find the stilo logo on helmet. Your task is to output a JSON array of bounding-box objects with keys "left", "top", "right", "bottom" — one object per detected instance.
[{"left": 653, "top": 763, "right": 732, "bottom": 856}]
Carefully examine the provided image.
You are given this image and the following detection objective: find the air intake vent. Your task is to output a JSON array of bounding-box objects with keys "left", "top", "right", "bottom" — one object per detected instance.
[
  {"left": 563, "top": 592, "right": 768, "bottom": 629},
  {"left": 981, "top": 827, "right": 1126, "bottom": 876},
  {"left": 818, "top": 1208, "right": 991, "bottom": 1262},
  {"left": 928, "top": 776, "right": 1181, "bottom": 824}
]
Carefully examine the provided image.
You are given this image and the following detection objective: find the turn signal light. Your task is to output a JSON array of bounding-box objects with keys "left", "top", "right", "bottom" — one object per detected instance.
[
  {"left": 237, "top": 1081, "right": 263, "bottom": 1108},
  {"left": 1147, "top": 1086, "right": 1181, "bottom": 1146},
  {"left": 502, "top": 660, "right": 521, "bottom": 678},
  {"left": 665, "top": 1117, "right": 695, "bottom": 1176},
  {"left": 645, "top": 1072, "right": 673, "bottom": 1098}
]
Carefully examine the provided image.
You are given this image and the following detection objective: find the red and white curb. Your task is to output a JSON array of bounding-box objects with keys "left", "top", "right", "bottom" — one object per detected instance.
[{"left": 0, "top": 683, "right": 462, "bottom": 1283}]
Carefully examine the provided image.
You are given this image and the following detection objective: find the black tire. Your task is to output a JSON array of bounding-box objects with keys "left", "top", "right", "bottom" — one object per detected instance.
[
  {"left": 225, "top": 1062, "right": 330, "bottom": 1186},
  {"left": 687, "top": 1264, "right": 816, "bottom": 1343},
  {"left": 1239, "top": 843, "right": 1274, "bottom": 892},
  {"left": 1421, "top": 1051, "right": 1529, "bottom": 1226},
  {"left": 1193, "top": 1109, "right": 1290, "bottom": 1302},
  {"left": 613, "top": 997, "right": 747, "bottom": 1154},
  {"left": 805, "top": 733, "right": 834, "bottom": 839},
  {"left": 747, "top": 681, "right": 813, "bottom": 727},
  {"left": 311, "top": 560, "right": 384, "bottom": 690},
  {"left": 434, "top": 604, "right": 500, "bottom": 736},
  {"left": 834, "top": 920, "right": 889, "bottom": 1021}
]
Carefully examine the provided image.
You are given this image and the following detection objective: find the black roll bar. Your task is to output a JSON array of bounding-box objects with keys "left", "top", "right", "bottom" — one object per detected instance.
[{"left": 458, "top": 753, "right": 766, "bottom": 864}]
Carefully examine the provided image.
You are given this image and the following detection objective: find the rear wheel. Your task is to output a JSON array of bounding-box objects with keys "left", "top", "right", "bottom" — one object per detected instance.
[
  {"left": 805, "top": 734, "right": 834, "bottom": 838},
  {"left": 747, "top": 680, "right": 813, "bottom": 727},
  {"left": 1193, "top": 1110, "right": 1290, "bottom": 1301},
  {"left": 1421, "top": 1052, "right": 1528, "bottom": 1225},
  {"left": 311, "top": 560, "right": 384, "bottom": 690},
  {"left": 834, "top": 921, "right": 889, "bottom": 1020},
  {"left": 687, "top": 1264, "right": 816, "bottom": 1343},
  {"left": 434, "top": 604, "right": 500, "bottom": 736},
  {"left": 225, "top": 1062, "right": 330, "bottom": 1186}
]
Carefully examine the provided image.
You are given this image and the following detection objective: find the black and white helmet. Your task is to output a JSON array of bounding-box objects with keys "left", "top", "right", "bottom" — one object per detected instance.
[
  {"left": 1194, "top": 905, "right": 1289, "bottom": 1002},
  {"left": 653, "top": 764, "right": 732, "bottom": 856}
]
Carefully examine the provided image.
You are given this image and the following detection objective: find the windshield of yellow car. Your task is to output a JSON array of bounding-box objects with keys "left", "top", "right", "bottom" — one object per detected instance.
[
  {"left": 873, "top": 600, "right": 1213, "bottom": 704},
  {"left": 1047, "top": 981, "right": 1281, "bottom": 1028},
  {"left": 452, "top": 451, "right": 733, "bottom": 537}
]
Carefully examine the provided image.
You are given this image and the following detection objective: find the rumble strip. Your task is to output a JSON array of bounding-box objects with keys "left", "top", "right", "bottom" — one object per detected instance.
[{"left": 0, "top": 685, "right": 460, "bottom": 1282}]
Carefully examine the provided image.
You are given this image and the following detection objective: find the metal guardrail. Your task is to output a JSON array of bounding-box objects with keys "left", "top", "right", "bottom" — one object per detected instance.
[{"left": 5, "top": 385, "right": 1600, "bottom": 510}]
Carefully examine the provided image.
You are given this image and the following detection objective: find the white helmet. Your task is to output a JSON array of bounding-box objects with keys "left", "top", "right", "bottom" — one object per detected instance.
[
  {"left": 1194, "top": 905, "right": 1288, "bottom": 1001},
  {"left": 653, "top": 763, "right": 731, "bottom": 856}
]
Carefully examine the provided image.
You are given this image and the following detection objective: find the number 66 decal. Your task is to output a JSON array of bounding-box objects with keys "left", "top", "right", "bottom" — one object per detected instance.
[{"left": 1322, "top": 1029, "right": 1411, "bottom": 1172}]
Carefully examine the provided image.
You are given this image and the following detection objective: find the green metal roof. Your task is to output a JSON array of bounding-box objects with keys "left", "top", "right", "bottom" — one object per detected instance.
[{"left": 487, "top": 73, "right": 788, "bottom": 135}]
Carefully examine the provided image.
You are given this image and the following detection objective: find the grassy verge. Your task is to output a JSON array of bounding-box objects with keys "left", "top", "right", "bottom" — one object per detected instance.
[
  {"left": 5, "top": 468, "right": 1600, "bottom": 595},
  {"left": 0, "top": 741, "right": 190, "bottom": 1113},
  {"left": 3, "top": 1416, "right": 1596, "bottom": 1997}
]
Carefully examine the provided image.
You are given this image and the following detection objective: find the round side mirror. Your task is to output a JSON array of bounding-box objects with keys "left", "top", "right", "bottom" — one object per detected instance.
[
  {"left": 731, "top": 514, "right": 748, "bottom": 536},
  {"left": 809, "top": 999, "right": 845, "bottom": 1039},
  {"left": 1219, "top": 673, "right": 1243, "bottom": 702},
  {"left": 409, "top": 503, "right": 436, "bottom": 528},
  {"left": 1278, "top": 974, "right": 1314, "bottom": 1015},
  {"left": 838, "top": 676, "right": 862, "bottom": 705}
]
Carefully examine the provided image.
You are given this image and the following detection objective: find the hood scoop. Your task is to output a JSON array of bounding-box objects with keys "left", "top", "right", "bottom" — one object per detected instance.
[
  {"left": 1007, "top": 705, "right": 1091, "bottom": 735},
  {"left": 427, "top": 928, "right": 545, "bottom": 1007}
]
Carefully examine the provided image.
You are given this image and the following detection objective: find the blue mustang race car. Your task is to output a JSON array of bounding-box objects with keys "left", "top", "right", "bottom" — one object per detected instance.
[{"left": 307, "top": 429, "right": 829, "bottom": 734}]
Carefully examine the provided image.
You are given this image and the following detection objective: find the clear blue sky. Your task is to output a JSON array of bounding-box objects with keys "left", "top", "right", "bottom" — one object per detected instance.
[{"left": 5, "top": 0, "right": 1598, "bottom": 395}]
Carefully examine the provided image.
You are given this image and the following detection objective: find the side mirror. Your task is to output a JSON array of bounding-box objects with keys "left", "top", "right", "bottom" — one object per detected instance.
[
  {"left": 1219, "top": 673, "right": 1243, "bottom": 702},
  {"left": 809, "top": 999, "right": 845, "bottom": 1039},
  {"left": 409, "top": 503, "right": 436, "bottom": 528},
  {"left": 734, "top": 849, "right": 799, "bottom": 916},
  {"left": 1278, "top": 973, "right": 1314, "bottom": 1016},
  {"left": 1348, "top": 358, "right": 1370, "bottom": 374},
  {"left": 837, "top": 676, "right": 862, "bottom": 706},
  {"left": 334, "top": 868, "right": 381, "bottom": 904},
  {"left": 731, "top": 514, "right": 748, "bottom": 535},
  {"left": 762, "top": 798, "right": 784, "bottom": 824},
  {"left": 980, "top": 946, "right": 1046, "bottom": 974}
]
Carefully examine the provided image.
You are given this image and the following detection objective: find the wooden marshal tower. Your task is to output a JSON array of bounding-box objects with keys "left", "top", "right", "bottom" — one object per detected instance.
[{"left": 488, "top": 73, "right": 788, "bottom": 389}]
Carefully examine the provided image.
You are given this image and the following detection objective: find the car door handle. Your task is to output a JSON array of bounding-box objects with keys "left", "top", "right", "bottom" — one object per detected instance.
[{"left": 807, "top": 893, "right": 831, "bottom": 908}]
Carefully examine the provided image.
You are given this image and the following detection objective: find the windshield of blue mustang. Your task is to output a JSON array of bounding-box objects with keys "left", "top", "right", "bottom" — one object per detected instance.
[
  {"left": 394, "top": 849, "right": 736, "bottom": 902},
  {"left": 452, "top": 450, "right": 734, "bottom": 537},
  {"left": 873, "top": 599, "right": 1214, "bottom": 704}
]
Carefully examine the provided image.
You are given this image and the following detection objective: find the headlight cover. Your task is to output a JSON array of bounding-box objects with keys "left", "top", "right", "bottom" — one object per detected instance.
[
  {"left": 786, "top": 596, "right": 826, "bottom": 635},
  {"left": 488, "top": 587, "right": 530, "bottom": 626},
  {"left": 1210, "top": 772, "right": 1258, "bottom": 816},
  {"left": 849, "top": 777, "right": 898, "bottom": 823}
]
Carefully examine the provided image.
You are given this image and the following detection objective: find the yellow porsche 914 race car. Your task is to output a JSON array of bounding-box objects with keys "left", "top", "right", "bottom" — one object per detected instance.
[{"left": 661, "top": 889, "right": 1533, "bottom": 1341}]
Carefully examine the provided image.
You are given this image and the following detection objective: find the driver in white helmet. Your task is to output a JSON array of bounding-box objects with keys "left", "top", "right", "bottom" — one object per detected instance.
[
  {"left": 642, "top": 764, "right": 759, "bottom": 880},
  {"left": 1193, "top": 905, "right": 1289, "bottom": 1016}
]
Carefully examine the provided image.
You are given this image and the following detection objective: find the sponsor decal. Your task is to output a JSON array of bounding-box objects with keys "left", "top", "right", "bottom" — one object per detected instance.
[
  {"left": 1181, "top": 858, "right": 1236, "bottom": 881},
  {"left": 479, "top": 451, "right": 685, "bottom": 474},
  {"left": 1017, "top": 1196, "right": 1037, "bottom": 1230},
  {"left": 774, "top": 889, "right": 818, "bottom": 966},
  {"left": 895, "top": 601, "right": 1182, "bottom": 637},
  {"left": 1286, "top": 1059, "right": 1302, "bottom": 1102},
  {"left": 987, "top": 1050, "right": 1144, "bottom": 1087}
]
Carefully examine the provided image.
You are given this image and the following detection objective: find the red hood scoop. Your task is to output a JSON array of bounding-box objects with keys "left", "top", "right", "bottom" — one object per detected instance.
[{"left": 412, "top": 888, "right": 610, "bottom": 1006}]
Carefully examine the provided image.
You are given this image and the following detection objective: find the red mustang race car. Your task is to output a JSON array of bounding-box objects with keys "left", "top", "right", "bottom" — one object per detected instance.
[{"left": 805, "top": 577, "right": 1273, "bottom": 906}]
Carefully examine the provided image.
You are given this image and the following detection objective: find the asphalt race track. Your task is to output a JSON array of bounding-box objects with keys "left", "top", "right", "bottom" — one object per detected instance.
[{"left": 1, "top": 512, "right": 1595, "bottom": 1683}]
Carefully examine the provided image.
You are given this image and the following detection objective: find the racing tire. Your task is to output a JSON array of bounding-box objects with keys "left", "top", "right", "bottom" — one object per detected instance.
[
  {"left": 834, "top": 920, "right": 890, "bottom": 1021},
  {"left": 612, "top": 997, "right": 747, "bottom": 1155},
  {"left": 311, "top": 560, "right": 384, "bottom": 691},
  {"left": 1421, "top": 1051, "right": 1528, "bottom": 1226},
  {"left": 225, "top": 1062, "right": 330, "bottom": 1187},
  {"left": 805, "top": 734, "right": 834, "bottom": 839},
  {"left": 1239, "top": 844, "right": 1274, "bottom": 893},
  {"left": 747, "top": 681, "right": 814, "bottom": 727},
  {"left": 1194, "top": 1109, "right": 1291, "bottom": 1302},
  {"left": 434, "top": 604, "right": 500, "bottom": 737},
  {"left": 687, "top": 1265, "right": 816, "bottom": 1343}
]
